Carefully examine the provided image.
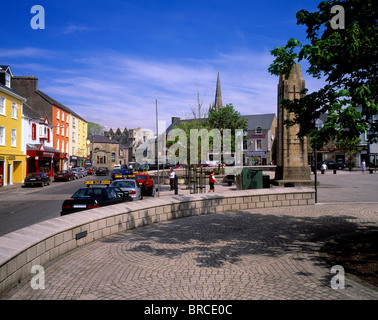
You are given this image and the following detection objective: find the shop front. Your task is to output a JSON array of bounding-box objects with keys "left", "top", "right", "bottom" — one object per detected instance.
[
  {"left": 245, "top": 150, "right": 268, "bottom": 166},
  {"left": 0, "top": 154, "right": 27, "bottom": 186},
  {"left": 26, "top": 145, "right": 66, "bottom": 178},
  {"left": 70, "top": 155, "right": 86, "bottom": 168}
]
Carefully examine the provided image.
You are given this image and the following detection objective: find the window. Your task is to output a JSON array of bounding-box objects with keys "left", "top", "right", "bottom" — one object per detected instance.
[
  {"left": 5, "top": 73, "right": 10, "bottom": 88},
  {"left": 47, "top": 128, "right": 50, "bottom": 142},
  {"left": 61, "top": 111, "right": 64, "bottom": 121},
  {"left": 61, "top": 125, "right": 64, "bottom": 136},
  {"left": 0, "top": 126, "right": 5, "bottom": 145},
  {"left": 66, "top": 114, "right": 69, "bottom": 123},
  {"left": 56, "top": 124, "right": 59, "bottom": 135},
  {"left": 56, "top": 139, "right": 60, "bottom": 151},
  {"left": 66, "top": 126, "right": 69, "bottom": 137},
  {"left": 256, "top": 139, "right": 262, "bottom": 150},
  {"left": 11, "top": 129, "right": 16, "bottom": 147},
  {"left": 32, "top": 123, "right": 37, "bottom": 140},
  {"left": 111, "top": 152, "right": 116, "bottom": 162},
  {"left": 72, "top": 117, "right": 76, "bottom": 127},
  {"left": 12, "top": 102, "right": 17, "bottom": 119},
  {"left": 0, "top": 97, "right": 5, "bottom": 115},
  {"left": 57, "top": 109, "right": 60, "bottom": 119},
  {"left": 256, "top": 126, "right": 262, "bottom": 134}
]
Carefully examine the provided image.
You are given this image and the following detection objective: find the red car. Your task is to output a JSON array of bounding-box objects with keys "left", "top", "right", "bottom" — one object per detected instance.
[
  {"left": 133, "top": 172, "right": 156, "bottom": 196},
  {"left": 54, "top": 170, "right": 76, "bottom": 182},
  {"left": 86, "top": 166, "right": 97, "bottom": 175}
]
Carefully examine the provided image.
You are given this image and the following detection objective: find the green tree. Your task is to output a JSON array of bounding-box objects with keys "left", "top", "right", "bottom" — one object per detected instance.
[
  {"left": 88, "top": 122, "right": 105, "bottom": 135},
  {"left": 268, "top": 0, "right": 377, "bottom": 148},
  {"left": 207, "top": 103, "right": 248, "bottom": 154}
]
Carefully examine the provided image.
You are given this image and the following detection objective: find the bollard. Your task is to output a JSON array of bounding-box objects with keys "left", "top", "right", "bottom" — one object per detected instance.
[
  {"left": 333, "top": 169, "right": 337, "bottom": 174},
  {"left": 174, "top": 174, "right": 178, "bottom": 195}
]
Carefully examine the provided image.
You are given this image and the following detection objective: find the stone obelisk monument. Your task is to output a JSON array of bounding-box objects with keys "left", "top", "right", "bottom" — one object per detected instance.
[{"left": 273, "top": 64, "right": 312, "bottom": 186}]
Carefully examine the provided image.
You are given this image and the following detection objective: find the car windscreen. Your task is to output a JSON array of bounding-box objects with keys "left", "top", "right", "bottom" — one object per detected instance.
[
  {"left": 134, "top": 175, "right": 147, "bottom": 180},
  {"left": 72, "top": 188, "right": 104, "bottom": 199},
  {"left": 112, "top": 181, "right": 135, "bottom": 188},
  {"left": 26, "top": 173, "right": 40, "bottom": 178}
]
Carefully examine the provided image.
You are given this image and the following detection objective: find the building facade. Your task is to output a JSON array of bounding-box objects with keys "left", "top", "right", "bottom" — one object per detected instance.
[
  {"left": 87, "top": 134, "right": 128, "bottom": 170},
  {"left": 0, "top": 66, "right": 27, "bottom": 186},
  {"left": 242, "top": 113, "right": 277, "bottom": 165},
  {"left": 11, "top": 75, "right": 87, "bottom": 170}
]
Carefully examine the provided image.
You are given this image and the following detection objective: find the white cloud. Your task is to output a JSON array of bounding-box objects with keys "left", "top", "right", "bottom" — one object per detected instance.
[{"left": 35, "top": 49, "right": 324, "bottom": 133}]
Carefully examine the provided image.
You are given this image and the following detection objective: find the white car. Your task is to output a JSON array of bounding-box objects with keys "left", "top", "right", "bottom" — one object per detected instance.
[{"left": 113, "top": 164, "right": 121, "bottom": 170}]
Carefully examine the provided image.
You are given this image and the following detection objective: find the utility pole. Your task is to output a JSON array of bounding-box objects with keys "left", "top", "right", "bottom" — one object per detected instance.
[{"left": 156, "top": 99, "right": 160, "bottom": 197}]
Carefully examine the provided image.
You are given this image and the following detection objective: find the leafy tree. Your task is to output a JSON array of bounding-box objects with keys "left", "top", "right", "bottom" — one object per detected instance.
[
  {"left": 207, "top": 103, "right": 248, "bottom": 154},
  {"left": 268, "top": 0, "right": 377, "bottom": 148},
  {"left": 87, "top": 122, "right": 105, "bottom": 135}
]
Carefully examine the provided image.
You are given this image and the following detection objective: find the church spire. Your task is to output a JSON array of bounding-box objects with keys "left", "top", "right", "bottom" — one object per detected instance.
[{"left": 210, "top": 72, "right": 223, "bottom": 113}]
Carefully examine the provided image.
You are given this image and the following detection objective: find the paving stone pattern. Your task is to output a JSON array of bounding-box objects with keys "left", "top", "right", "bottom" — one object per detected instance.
[{"left": 3, "top": 202, "right": 378, "bottom": 300}]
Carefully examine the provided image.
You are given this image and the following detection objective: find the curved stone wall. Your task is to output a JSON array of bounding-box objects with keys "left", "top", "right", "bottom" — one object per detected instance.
[{"left": 0, "top": 187, "right": 314, "bottom": 296}]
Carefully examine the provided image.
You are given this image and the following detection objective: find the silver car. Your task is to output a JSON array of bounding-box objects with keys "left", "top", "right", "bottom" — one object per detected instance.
[
  {"left": 71, "top": 168, "right": 84, "bottom": 179},
  {"left": 110, "top": 179, "right": 142, "bottom": 200}
]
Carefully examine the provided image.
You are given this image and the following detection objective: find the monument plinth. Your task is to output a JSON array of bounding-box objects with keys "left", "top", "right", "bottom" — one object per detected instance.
[{"left": 272, "top": 64, "right": 312, "bottom": 186}]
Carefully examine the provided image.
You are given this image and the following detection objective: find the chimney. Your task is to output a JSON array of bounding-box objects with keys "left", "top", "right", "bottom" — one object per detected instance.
[
  {"left": 11, "top": 76, "right": 39, "bottom": 96},
  {"left": 172, "top": 117, "right": 180, "bottom": 124}
]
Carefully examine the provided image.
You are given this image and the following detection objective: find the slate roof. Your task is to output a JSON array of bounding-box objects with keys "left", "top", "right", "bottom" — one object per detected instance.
[
  {"left": 242, "top": 113, "right": 276, "bottom": 130},
  {"left": 36, "top": 90, "right": 87, "bottom": 122},
  {"left": 87, "top": 134, "right": 120, "bottom": 144}
]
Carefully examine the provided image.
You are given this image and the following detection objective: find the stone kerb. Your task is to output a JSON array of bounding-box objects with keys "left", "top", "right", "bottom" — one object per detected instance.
[{"left": 0, "top": 187, "right": 314, "bottom": 296}]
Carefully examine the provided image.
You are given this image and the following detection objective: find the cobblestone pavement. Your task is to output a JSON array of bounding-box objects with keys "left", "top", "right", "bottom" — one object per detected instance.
[{"left": 2, "top": 202, "right": 378, "bottom": 300}]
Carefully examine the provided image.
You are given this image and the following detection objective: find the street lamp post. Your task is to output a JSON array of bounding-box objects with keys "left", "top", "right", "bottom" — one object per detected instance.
[{"left": 314, "top": 119, "right": 324, "bottom": 204}]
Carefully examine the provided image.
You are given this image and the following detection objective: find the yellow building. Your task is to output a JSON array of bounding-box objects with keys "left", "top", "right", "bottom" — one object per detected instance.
[
  {"left": 70, "top": 114, "right": 88, "bottom": 167},
  {"left": 0, "top": 77, "right": 27, "bottom": 186}
]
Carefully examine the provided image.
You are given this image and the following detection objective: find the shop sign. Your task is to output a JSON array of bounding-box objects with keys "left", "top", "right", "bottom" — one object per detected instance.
[{"left": 250, "top": 134, "right": 266, "bottom": 139}]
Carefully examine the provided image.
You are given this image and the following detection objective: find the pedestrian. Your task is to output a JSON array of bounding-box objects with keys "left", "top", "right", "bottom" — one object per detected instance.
[
  {"left": 169, "top": 168, "right": 175, "bottom": 191},
  {"left": 208, "top": 170, "right": 218, "bottom": 193},
  {"left": 320, "top": 162, "right": 327, "bottom": 174},
  {"left": 362, "top": 160, "right": 366, "bottom": 174}
]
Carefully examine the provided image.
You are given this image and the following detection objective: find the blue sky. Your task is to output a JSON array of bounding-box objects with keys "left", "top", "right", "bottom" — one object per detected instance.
[{"left": 1, "top": 0, "right": 324, "bottom": 132}]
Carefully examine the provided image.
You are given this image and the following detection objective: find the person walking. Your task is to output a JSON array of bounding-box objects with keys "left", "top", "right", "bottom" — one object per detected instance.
[
  {"left": 208, "top": 170, "right": 218, "bottom": 193},
  {"left": 169, "top": 168, "right": 175, "bottom": 191},
  {"left": 362, "top": 160, "right": 366, "bottom": 174}
]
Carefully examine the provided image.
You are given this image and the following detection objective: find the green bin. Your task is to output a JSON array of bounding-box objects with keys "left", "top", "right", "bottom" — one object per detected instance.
[{"left": 242, "top": 168, "right": 263, "bottom": 189}]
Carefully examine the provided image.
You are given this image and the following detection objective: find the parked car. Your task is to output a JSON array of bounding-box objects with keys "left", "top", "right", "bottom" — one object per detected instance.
[
  {"left": 111, "top": 168, "right": 132, "bottom": 180},
  {"left": 61, "top": 184, "right": 131, "bottom": 215},
  {"left": 24, "top": 172, "right": 51, "bottom": 187},
  {"left": 110, "top": 179, "right": 143, "bottom": 200},
  {"left": 96, "top": 167, "right": 109, "bottom": 176},
  {"left": 86, "top": 166, "right": 97, "bottom": 175},
  {"left": 54, "top": 170, "right": 76, "bottom": 182},
  {"left": 113, "top": 164, "right": 121, "bottom": 170},
  {"left": 77, "top": 167, "right": 88, "bottom": 177},
  {"left": 137, "top": 163, "right": 149, "bottom": 171},
  {"left": 316, "top": 161, "right": 346, "bottom": 170},
  {"left": 71, "top": 168, "right": 84, "bottom": 179},
  {"left": 133, "top": 172, "right": 156, "bottom": 196}
]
